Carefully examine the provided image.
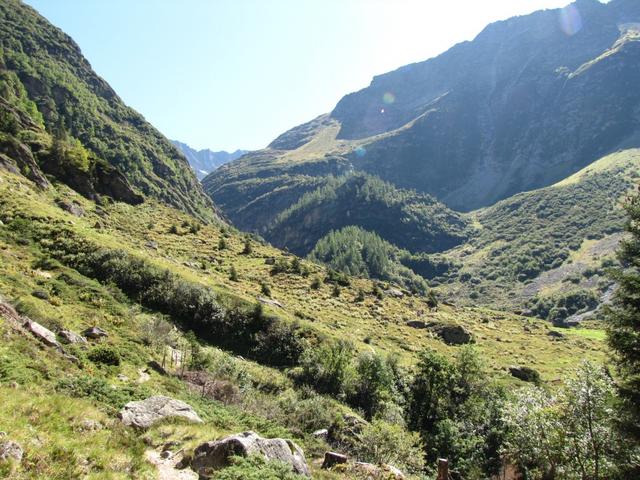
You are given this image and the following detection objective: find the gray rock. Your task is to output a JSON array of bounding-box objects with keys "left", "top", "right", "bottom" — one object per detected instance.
[
  {"left": 257, "top": 297, "right": 284, "bottom": 309},
  {"left": 56, "top": 199, "right": 84, "bottom": 217},
  {"left": 145, "top": 241, "right": 159, "bottom": 250},
  {"left": 23, "top": 319, "right": 61, "bottom": 349},
  {"left": 191, "top": 431, "right": 309, "bottom": 478},
  {"left": 119, "top": 396, "right": 203, "bottom": 430},
  {"left": 59, "top": 329, "right": 87, "bottom": 344},
  {"left": 322, "top": 451, "right": 348, "bottom": 469},
  {"left": 82, "top": 326, "right": 109, "bottom": 339},
  {"left": 0, "top": 440, "right": 23, "bottom": 462}
]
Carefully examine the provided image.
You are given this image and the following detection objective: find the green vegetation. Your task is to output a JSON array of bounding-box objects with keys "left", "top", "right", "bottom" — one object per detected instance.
[
  {"left": 605, "top": 187, "right": 640, "bottom": 453},
  {"left": 269, "top": 172, "right": 468, "bottom": 256},
  {"left": 0, "top": 0, "right": 214, "bottom": 220},
  {"left": 309, "top": 226, "right": 429, "bottom": 294}
]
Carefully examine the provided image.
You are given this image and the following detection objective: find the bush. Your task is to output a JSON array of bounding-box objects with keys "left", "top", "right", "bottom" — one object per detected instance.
[
  {"left": 349, "top": 420, "right": 425, "bottom": 474},
  {"left": 87, "top": 346, "right": 121, "bottom": 366}
]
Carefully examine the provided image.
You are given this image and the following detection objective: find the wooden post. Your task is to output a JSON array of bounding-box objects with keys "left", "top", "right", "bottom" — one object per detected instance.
[{"left": 437, "top": 458, "right": 448, "bottom": 480}]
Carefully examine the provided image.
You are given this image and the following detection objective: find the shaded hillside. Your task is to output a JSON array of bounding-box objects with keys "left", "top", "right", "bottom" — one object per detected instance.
[
  {"left": 267, "top": 173, "right": 468, "bottom": 256},
  {"left": 0, "top": 0, "right": 216, "bottom": 221},
  {"left": 206, "top": 0, "right": 640, "bottom": 249},
  {"left": 172, "top": 140, "right": 247, "bottom": 180}
]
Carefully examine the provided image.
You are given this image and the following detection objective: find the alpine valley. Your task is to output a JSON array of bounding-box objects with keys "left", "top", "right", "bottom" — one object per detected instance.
[{"left": 0, "top": 0, "right": 639, "bottom": 479}]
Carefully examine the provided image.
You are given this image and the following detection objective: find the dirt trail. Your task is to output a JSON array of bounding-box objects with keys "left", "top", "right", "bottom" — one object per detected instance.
[{"left": 145, "top": 450, "right": 197, "bottom": 480}]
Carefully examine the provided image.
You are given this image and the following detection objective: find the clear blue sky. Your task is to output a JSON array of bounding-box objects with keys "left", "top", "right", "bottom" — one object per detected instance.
[{"left": 25, "top": 0, "right": 576, "bottom": 151}]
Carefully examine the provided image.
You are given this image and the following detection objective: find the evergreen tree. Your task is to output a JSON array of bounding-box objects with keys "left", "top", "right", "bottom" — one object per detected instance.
[{"left": 606, "top": 188, "right": 640, "bottom": 441}]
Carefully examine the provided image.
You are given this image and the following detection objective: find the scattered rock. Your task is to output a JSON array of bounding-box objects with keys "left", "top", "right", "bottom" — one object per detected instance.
[
  {"left": 191, "top": 431, "right": 310, "bottom": 478},
  {"left": 385, "top": 288, "right": 404, "bottom": 298},
  {"left": 160, "top": 450, "right": 172, "bottom": 459},
  {"left": 63, "top": 353, "right": 80, "bottom": 365},
  {"left": 59, "top": 329, "right": 87, "bottom": 344},
  {"left": 82, "top": 326, "right": 108, "bottom": 339},
  {"left": 31, "top": 289, "right": 50, "bottom": 301},
  {"left": 137, "top": 368, "right": 151, "bottom": 384},
  {"left": 312, "top": 429, "right": 328, "bottom": 440},
  {"left": 119, "top": 396, "right": 202, "bottom": 430},
  {"left": 405, "top": 320, "right": 427, "bottom": 329},
  {"left": 78, "top": 419, "right": 103, "bottom": 432},
  {"left": 147, "top": 360, "right": 168, "bottom": 376},
  {"left": 0, "top": 440, "right": 23, "bottom": 462},
  {"left": 145, "top": 241, "right": 159, "bottom": 250},
  {"left": 56, "top": 199, "right": 84, "bottom": 217},
  {"left": 117, "top": 374, "right": 129, "bottom": 381},
  {"left": 429, "top": 323, "right": 474, "bottom": 345},
  {"left": 257, "top": 297, "right": 284, "bottom": 309},
  {"left": 146, "top": 449, "right": 198, "bottom": 480},
  {"left": 322, "top": 451, "right": 348, "bottom": 469},
  {"left": 23, "top": 319, "right": 61, "bottom": 349},
  {"left": 509, "top": 366, "right": 541, "bottom": 383}
]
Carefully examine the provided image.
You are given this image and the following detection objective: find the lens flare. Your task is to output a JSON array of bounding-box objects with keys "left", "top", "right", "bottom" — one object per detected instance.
[
  {"left": 355, "top": 146, "right": 366, "bottom": 157},
  {"left": 382, "top": 92, "right": 395, "bottom": 104},
  {"left": 559, "top": 4, "right": 582, "bottom": 36}
]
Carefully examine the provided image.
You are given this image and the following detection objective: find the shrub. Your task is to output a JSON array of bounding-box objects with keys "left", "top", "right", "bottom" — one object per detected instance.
[
  {"left": 87, "top": 346, "right": 121, "bottom": 366},
  {"left": 349, "top": 420, "right": 425, "bottom": 474}
]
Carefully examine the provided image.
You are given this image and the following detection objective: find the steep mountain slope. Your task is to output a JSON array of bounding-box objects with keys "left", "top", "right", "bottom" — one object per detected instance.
[
  {"left": 267, "top": 173, "right": 468, "bottom": 256},
  {"left": 172, "top": 140, "right": 247, "bottom": 180},
  {"left": 0, "top": 0, "right": 216, "bottom": 221},
  {"left": 205, "top": 0, "right": 640, "bottom": 226},
  {"left": 437, "top": 148, "right": 640, "bottom": 320}
]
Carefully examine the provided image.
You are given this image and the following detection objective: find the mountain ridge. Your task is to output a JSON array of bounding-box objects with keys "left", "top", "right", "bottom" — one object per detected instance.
[{"left": 172, "top": 140, "right": 247, "bottom": 180}]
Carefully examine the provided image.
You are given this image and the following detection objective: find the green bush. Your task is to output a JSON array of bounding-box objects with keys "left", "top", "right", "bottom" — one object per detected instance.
[{"left": 87, "top": 346, "right": 121, "bottom": 366}]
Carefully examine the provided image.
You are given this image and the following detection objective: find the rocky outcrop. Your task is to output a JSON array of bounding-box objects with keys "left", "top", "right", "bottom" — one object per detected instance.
[
  {"left": 119, "top": 396, "right": 203, "bottom": 430},
  {"left": 190, "top": 431, "right": 310, "bottom": 478}
]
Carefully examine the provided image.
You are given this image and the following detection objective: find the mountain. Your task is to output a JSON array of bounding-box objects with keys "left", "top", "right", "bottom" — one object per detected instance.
[
  {"left": 172, "top": 140, "right": 247, "bottom": 180},
  {"left": 0, "top": 0, "right": 217, "bottom": 221},
  {"left": 204, "top": 0, "right": 640, "bottom": 313}
]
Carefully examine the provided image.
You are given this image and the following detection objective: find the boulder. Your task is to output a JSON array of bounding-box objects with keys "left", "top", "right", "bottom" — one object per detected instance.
[
  {"left": 509, "top": 366, "right": 541, "bottom": 384},
  {"left": 23, "top": 319, "right": 61, "bottom": 349},
  {"left": 59, "top": 329, "right": 87, "bottom": 344},
  {"left": 547, "top": 330, "right": 566, "bottom": 340},
  {"left": 119, "top": 396, "right": 203, "bottom": 429},
  {"left": 0, "top": 440, "right": 23, "bottom": 462},
  {"left": 191, "top": 431, "right": 310, "bottom": 478},
  {"left": 322, "top": 451, "right": 348, "bottom": 469},
  {"left": 386, "top": 288, "right": 404, "bottom": 298},
  {"left": 257, "top": 297, "right": 284, "bottom": 309},
  {"left": 82, "top": 326, "right": 108, "bottom": 339},
  {"left": 56, "top": 199, "right": 84, "bottom": 217},
  {"left": 429, "top": 323, "right": 474, "bottom": 345}
]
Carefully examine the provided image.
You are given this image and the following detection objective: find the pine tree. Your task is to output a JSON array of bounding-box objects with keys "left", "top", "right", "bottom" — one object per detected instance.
[{"left": 606, "top": 187, "right": 640, "bottom": 441}]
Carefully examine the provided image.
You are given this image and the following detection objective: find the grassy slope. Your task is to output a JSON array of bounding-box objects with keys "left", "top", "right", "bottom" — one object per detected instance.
[{"left": 0, "top": 167, "right": 607, "bottom": 477}]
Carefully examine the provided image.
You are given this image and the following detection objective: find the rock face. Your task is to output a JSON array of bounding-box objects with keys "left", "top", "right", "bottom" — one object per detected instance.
[
  {"left": 191, "top": 431, "right": 310, "bottom": 478},
  {"left": 119, "top": 396, "right": 203, "bottom": 429},
  {"left": 23, "top": 319, "right": 61, "bottom": 349},
  {"left": 172, "top": 140, "right": 248, "bottom": 180},
  {"left": 0, "top": 440, "right": 23, "bottom": 462}
]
